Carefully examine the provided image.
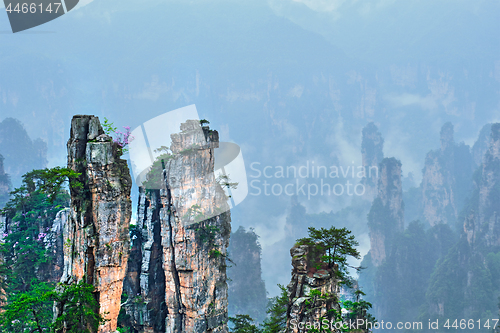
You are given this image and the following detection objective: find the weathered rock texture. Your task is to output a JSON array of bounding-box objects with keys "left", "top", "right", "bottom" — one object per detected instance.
[
  {"left": 56, "top": 115, "right": 132, "bottom": 333},
  {"left": 421, "top": 123, "right": 474, "bottom": 226},
  {"left": 123, "top": 189, "right": 167, "bottom": 333},
  {"left": 360, "top": 122, "right": 384, "bottom": 201},
  {"left": 367, "top": 157, "right": 404, "bottom": 266},
  {"left": 286, "top": 244, "right": 340, "bottom": 333},
  {"left": 123, "top": 120, "right": 231, "bottom": 333}
]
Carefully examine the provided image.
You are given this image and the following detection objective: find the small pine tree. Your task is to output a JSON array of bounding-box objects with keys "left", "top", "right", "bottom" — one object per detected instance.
[
  {"left": 52, "top": 280, "right": 106, "bottom": 333},
  {"left": 261, "top": 285, "right": 288, "bottom": 333},
  {"left": 229, "top": 314, "right": 262, "bottom": 333},
  {"left": 297, "top": 226, "right": 360, "bottom": 284}
]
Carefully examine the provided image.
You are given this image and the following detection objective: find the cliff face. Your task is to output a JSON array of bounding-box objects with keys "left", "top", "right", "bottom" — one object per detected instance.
[
  {"left": 360, "top": 122, "right": 384, "bottom": 201},
  {"left": 367, "top": 157, "right": 404, "bottom": 266},
  {"left": 286, "top": 244, "right": 340, "bottom": 333},
  {"left": 55, "top": 115, "right": 132, "bottom": 333},
  {"left": 123, "top": 189, "right": 167, "bottom": 333},
  {"left": 124, "top": 120, "right": 231, "bottom": 333},
  {"left": 421, "top": 123, "right": 474, "bottom": 226}
]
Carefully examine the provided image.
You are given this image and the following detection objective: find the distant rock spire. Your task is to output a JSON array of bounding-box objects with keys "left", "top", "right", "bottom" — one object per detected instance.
[
  {"left": 367, "top": 157, "right": 404, "bottom": 266},
  {"left": 472, "top": 123, "right": 492, "bottom": 167},
  {"left": 360, "top": 122, "right": 384, "bottom": 201},
  {"left": 422, "top": 122, "right": 475, "bottom": 226},
  {"left": 440, "top": 122, "right": 454, "bottom": 152}
]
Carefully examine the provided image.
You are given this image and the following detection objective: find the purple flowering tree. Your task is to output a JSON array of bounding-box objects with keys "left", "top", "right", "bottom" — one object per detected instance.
[{"left": 103, "top": 118, "right": 134, "bottom": 155}]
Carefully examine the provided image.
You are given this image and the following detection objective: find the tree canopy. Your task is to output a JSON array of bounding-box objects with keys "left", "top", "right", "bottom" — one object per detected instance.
[{"left": 297, "top": 226, "right": 360, "bottom": 283}]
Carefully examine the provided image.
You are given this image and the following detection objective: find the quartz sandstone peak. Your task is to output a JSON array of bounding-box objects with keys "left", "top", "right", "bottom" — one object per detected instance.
[
  {"left": 55, "top": 115, "right": 132, "bottom": 333},
  {"left": 360, "top": 122, "right": 384, "bottom": 201},
  {"left": 123, "top": 120, "right": 231, "bottom": 333}
]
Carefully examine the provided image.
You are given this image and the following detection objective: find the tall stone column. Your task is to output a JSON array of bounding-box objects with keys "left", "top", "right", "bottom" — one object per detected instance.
[
  {"left": 57, "top": 115, "right": 132, "bottom": 333},
  {"left": 367, "top": 157, "right": 404, "bottom": 266},
  {"left": 124, "top": 120, "right": 231, "bottom": 333}
]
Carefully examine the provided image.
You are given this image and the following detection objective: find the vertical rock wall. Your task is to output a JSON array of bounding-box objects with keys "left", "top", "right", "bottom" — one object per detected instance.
[
  {"left": 124, "top": 120, "right": 231, "bottom": 333},
  {"left": 367, "top": 157, "right": 404, "bottom": 266},
  {"left": 57, "top": 115, "right": 132, "bottom": 333},
  {"left": 123, "top": 188, "right": 167, "bottom": 333}
]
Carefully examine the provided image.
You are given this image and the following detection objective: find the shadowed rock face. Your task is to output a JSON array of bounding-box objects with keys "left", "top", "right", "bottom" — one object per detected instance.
[
  {"left": 286, "top": 244, "right": 340, "bottom": 333},
  {"left": 124, "top": 120, "right": 231, "bottom": 333},
  {"left": 367, "top": 157, "right": 404, "bottom": 266},
  {"left": 56, "top": 115, "right": 132, "bottom": 333}
]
